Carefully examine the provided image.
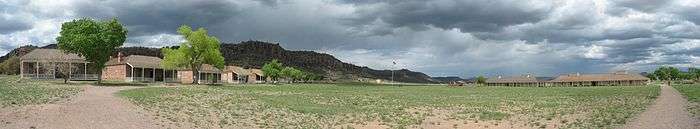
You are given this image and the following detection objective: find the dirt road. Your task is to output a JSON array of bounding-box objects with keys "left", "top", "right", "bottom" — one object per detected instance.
[
  {"left": 0, "top": 86, "right": 170, "bottom": 129},
  {"left": 622, "top": 84, "right": 699, "bottom": 129}
]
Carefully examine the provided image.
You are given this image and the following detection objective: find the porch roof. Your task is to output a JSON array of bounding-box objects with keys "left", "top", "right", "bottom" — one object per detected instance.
[
  {"left": 549, "top": 73, "right": 650, "bottom": 82},
  {"left": 106, "top": 55, "right": 163, "bottom": 69},
  {"left": 20, "top": 49, "right": 87, "bottom": 63}
]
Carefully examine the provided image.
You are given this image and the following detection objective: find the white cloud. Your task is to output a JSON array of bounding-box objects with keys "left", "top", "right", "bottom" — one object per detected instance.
[{"left": 583, "top": 45, "right": 608, "bottom": 59}]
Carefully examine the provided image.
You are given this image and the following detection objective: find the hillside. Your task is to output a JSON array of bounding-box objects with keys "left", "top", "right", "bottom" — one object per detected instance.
[{"left": 0, "top": 41, "right": 438, "bottom": 83}]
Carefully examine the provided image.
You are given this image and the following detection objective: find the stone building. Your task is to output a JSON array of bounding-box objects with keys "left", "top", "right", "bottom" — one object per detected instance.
[
  {"left": 485, "top": 74, "right": 546, "bottom": 86},
  {"left": 103, "top": 53, "right": 179, "bottom": 83},
  {"left": 549, "top": 72, "right": 650, "bottom": 86}
]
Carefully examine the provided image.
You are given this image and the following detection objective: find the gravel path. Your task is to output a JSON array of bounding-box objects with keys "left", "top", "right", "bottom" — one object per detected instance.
[
  {"left": 622, "top": 84, "right": 700, "bottom": 129},
  {"left": 0, "top": 86, "right": 171, "bottom": 129}
]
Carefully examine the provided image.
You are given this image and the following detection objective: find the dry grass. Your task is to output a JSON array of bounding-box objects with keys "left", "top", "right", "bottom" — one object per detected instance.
[
  {"left": 0, "top": 75, "right": 82, "bottom": 107},
  {"left": 119, "top": 83, "right": 659, "bottom": 129}
]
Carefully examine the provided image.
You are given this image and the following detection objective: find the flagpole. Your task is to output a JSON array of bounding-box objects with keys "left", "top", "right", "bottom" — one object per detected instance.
[{"left": 391, "top": 60, "right": 396, "bottom": 85}]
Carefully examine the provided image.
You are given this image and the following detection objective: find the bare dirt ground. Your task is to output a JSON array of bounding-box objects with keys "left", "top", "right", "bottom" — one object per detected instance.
[
  {"left": 622, "top": 84, "right": 700, "bottom": 129},
  {"left": 0, "top": 86, "right": 173, "bottom": 129}
]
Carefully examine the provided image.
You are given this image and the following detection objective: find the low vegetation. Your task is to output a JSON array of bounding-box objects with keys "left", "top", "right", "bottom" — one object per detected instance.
[
  {"left": 0, "top": 76, "right": 82, "bottom": 107},
  {"left": 120, "top": 84, "right": 659, "bottom": 129},
  {"left": 673, "top": 84, "right": 700, "bottom": 116}
]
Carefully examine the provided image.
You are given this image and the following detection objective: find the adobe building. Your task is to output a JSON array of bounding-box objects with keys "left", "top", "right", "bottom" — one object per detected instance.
[
  {"left": 20, "top": 49, "right": 99, "bottom": 80},
  {"left": 221, "top": 65, "right": 249, "bottom": 84},
  {"left": 485, "top": 74, "right": 546, "bottom": 86},
  {"left": 102, "top": 54, "right": 179, "bottom": 83},
  {"left": 247, "top": 68, "right": 268, "bottom": 83},
  {"left": 102, "top": 52, "right": 224, "bottom": 84},
  {"left": 549, "top": 71, "right": 650, "bottom": 86},
  {"left": 178, "top": 64, "right": 222, "bottom": 84}
]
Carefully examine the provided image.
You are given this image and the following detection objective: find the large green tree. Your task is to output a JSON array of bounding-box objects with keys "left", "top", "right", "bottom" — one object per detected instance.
[
  {"left": 653, "top": 66, "right": 681, "bottom": 86},
  {"left": 281, "top": 67, "right": 303, "bottom": 83},
  {"left": 689, "top": 67, "right": 700, "bottom": 82},
  {"left": 262, "top": 59, "right": 283, "bottom": 83},
  {"left": 56, "top": 18, "right": 127, "bottom": 84},
  {"left": 161, "top": 25, "right": 224, "bottom": 84}
]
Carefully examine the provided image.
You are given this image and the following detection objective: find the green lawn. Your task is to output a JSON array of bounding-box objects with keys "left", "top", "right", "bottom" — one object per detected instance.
[
  {"left": 120, "top": 84, "right": 659, "bottom": 129},
  {"left": 0, "top": 76, "right": 82, "bottom": 107},
  {"left": 673, "top": 84, "right": 700, "bottom": 116}
]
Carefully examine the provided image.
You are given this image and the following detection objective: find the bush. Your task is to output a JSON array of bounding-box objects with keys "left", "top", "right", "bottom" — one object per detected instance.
[{"left": 0, "top": 56, "right": 20, "bottom": 75}]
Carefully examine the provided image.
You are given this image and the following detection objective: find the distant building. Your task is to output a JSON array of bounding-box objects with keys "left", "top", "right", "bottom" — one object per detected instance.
[
  {"left": 221, "top": 65, "right": 249, "bottom": 84},
  {"left": 486, "top": 71, "right": 650, "bottom": 87},
  {"left": 549, "top": 71, "right": 649, "bottom": 86},
  {"left": 176, "top": 64, "right": 222, "bottom": 84},
  {"left": 19, "top": 49, "right": 99, "bottom": 80},
  {"left": 485, "top": 74, "right": 545, "bottom": 86},
  {"left": 247, "top": 68, "right": 268, "bottom": 83}
]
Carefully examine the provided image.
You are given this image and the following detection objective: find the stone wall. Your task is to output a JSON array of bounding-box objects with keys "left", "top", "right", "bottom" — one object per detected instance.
[
  {"left": 102, "top": 65, "right": 126, "bottom": 81},
  {"left": 178, "top": 70, "right": 194, "bottom": 84}
]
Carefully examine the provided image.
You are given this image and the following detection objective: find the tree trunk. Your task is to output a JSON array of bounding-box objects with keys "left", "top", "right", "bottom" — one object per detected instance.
[
  {"left": 191, "top": 64, "right": 199, "bottom": 85},
  {"left": 97, "top": 71, "right": 103, "bottom": 85}
]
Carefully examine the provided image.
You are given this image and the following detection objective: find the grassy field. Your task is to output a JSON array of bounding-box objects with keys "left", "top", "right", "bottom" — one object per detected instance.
[
  {"left": 0, "top": 76, "right": 82, "bottom": 107},
  {"left": 120, "top": 84, "right": 659, "bottom": 129},
  {"left": 673, "top": 84, "right": 700, "bottom": 116}
]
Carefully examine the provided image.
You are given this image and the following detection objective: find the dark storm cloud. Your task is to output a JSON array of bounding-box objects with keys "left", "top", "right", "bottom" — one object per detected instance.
[
  {"left": 0, "top": 1, "right": 32, "bottom": 34},
  {"left": 0, "top": 18, "right": 32, "bottom": 34},
  {"left": 344, "top": 0, "right": 552, "bottom": 34},
  {"left": 3, "top": 0, "right": 700, "bottom": 77},
  {"left": 73, "top": 0, "right": 240, "bottom": 36},
  {"left": 601, "top": 38, "right": 678, "bottom": 64}
]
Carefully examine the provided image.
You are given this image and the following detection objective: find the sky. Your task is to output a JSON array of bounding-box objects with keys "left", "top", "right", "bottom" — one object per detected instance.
[{"left": 1, "top": 0, "right": 700, "bottom": 78}]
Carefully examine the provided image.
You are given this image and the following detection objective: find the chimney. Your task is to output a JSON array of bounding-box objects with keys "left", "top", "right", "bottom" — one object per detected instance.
[
  {"left": 526, "top": 73, "right": 532, "bottom": 78},
  {"left": 576, "top": 72, "right": 580, "bottom": 76},
  {"left": 117, "top": 52, "right": 124, "bottom": 63},
  {"left": 497, "top": 75, "right": 502, "bottom": 79}
]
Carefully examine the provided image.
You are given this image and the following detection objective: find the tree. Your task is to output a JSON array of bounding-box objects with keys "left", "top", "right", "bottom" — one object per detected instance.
[
  {"left": 281, "top": 67, "right": 295, "bottom": 83},
  {"left": 475, "top": 76, "right": 486, "bottom": 85},
  {"left": 291, "top": 69, "right": 304, "bottom": 82},
  {"left": 55, "top": 63, "right": 72, "bottom": 84},
  {"left": 56, "top": 18, "right": 127, "bottom": 84},
  {"left": 646, "top": 73, "right": 657, "bottom": 81},
  {"left": 689, "top": 68, "right": 700, "bottom": 82},
  {"left": 0, "top": 56, "right": 20, "bottom": 75},
  {"left": 653, "top": 66, "right": 681, "bottom": 86},
  {"left": 161, "top": 25, "right": 225, "bottom": 84},
  {"left": 262, "top": 59, "right": 283, "bottom": 83}
]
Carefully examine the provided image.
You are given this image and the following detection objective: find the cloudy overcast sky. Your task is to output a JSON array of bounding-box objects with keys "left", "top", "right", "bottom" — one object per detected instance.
[{"left": 1, "top": 0, "right": 699, "bottom": 77}]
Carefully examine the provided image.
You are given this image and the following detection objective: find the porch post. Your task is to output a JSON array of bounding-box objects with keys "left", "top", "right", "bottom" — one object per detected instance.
[
  {"left": 152, "top": 68, "right": 155, "bottom": 82},
  {"left": 35, "top": 62, "right": 38, "bottom": 78},
  {"left": 130, "top": 66, "right": 134, "bottom": 82},
  {"left": 141, "top": 67, "right": 145, "bottom": 82},
  {"left": 68, "top": 63, "right": 72, "bottom": 80},
  {"left": 84, "top": 63, "right": 87, "bottom": 79},
  {"left": 19, "top": 60, "right": 23, "bottom": 78},
  {"left": 51, "top": 62, "right": 55, "bottom": 79}
]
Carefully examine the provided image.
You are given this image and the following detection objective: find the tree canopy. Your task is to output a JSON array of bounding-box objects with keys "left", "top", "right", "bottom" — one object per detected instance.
[
  {"left": 281, "top": 66, "right": 303, "bottom": 83},
  {"left": 161, "top": 25, "right": 225, "bottom": 84},
  {"left": 0, "top": 56, "right": 19, "bottom": 75},
  {"left": 475, "top": 76, "right": 486, "bottom": 84},
  {"left": 262, "top": 59, "right": 283, "bottom": 82},
  {"left": 56, "top": 18, "right": 127, "bottom": 84},
  {"left": 689, "top": 68, "right": 700, "bottom": 81}
]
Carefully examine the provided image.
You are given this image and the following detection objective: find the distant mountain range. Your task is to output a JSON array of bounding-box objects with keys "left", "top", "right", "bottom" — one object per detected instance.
[{"left": 0, "top": 41, "right": 440, "bottom": 83}]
